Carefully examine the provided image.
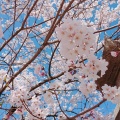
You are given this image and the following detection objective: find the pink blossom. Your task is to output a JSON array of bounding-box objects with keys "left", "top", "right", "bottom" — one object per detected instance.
[
  {"left": 34, "top": 65, "right": 42, "bottom": 74},
  {"left": 111, "top": 51, "right": 117, "bottom": 57},
  {"left": 39, "top": 71, "right": 45, "bottom": 76},
  {"left": 111, "top": 51, "right": 120, "bottom": 57}
]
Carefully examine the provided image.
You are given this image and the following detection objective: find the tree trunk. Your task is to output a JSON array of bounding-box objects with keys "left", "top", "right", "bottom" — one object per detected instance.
[
  {"left": 95, "top": 38, "right": 120, "bottom": 119},
  {"left": 96, "top": 38, "right": 120, "bottom": 89},
  {"left": 115, "top": 72, "right": 120, "bottom": 120},
  {"left": 115, "top": 109, "right": 120, "bottom": 120}
]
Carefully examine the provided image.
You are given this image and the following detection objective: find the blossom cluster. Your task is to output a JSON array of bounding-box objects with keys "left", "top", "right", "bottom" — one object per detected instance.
[
  {"left": 0, "top": 69, "right": 9, "bottom": 88},
  {"left": 79, "top": 81, "right": 97, "bottom": 96},
  {"left": 56, "top": 19, "right": 97, "bottom": 60},
  {"left": 6, "top": 70, "right": 52, "bottom": 120},
  {"left": 55, "top": 19, "right": 120, "bottom": 109},
  {"left": 55, "top": 19, "right": 108, "bottom": 95},
  {"left": 102, "top": 84, "right": 120, "bottom": 104}
]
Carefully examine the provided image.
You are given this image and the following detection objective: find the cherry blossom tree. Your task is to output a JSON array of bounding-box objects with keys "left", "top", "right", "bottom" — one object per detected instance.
[{"left": 0, "top": 0, "right": 120, "bottom": 120}]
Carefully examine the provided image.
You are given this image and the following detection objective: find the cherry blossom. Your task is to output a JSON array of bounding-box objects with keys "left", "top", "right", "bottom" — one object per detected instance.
[
  {"left": 111, "top": 51, "right": 120, "bottom": 57},
  {"left": 0, "top": 0, "right": 120, "bottom": 119},
  {"left": 0, "top": 25, "right": 3, "bottom": 38}
]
